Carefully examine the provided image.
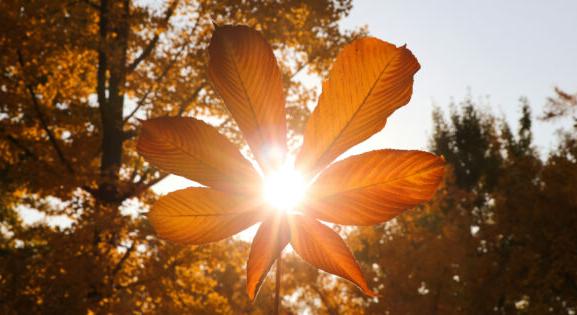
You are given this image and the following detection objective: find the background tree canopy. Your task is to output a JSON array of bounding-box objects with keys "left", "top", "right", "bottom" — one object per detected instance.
[{"left": 1, "top": 0, "right": 576, "bottom": 314}]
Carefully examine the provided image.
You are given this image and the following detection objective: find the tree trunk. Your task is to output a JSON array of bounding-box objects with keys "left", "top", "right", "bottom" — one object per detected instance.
[{"left": 97, "top": 0, "right": 129, "bottom": 204}]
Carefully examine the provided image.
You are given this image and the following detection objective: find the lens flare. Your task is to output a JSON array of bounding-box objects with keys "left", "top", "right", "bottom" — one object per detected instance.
[{"left": 263, "top": 164, "right": 306, "bottom": 212}]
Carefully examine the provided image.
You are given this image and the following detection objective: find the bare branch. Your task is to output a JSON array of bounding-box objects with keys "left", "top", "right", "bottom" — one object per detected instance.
[
  {"left": 5, "top": 140, "right": 70, "bottom": 179},
  {"left": 311, "top": 285, "right": 339, "bottom": 315},
  {"left": 123, "top": 6, "right": 203, "bottom": 124},
  {"left": 290, "top": 61, "right": 309, "bottom": 80},
  {"left": 4, "top": 133, "right": 36, "bottom": 160},
  {"left": 177, "top": 82, "right": 207, "bottom": 116},
  {"left": 121, "top": 172, "right": 168, "bottom": 201},
  {"left": 111, "top": 242, "right": 135, "bottom": 278},
  {"left": 126, "top": 0, "right": 179, "bottom": 73},
  {"left": 1, "top": 126, "right": 72, "bottom": 178},
  {"left": 123, "top": 45, "right": 186, "bottom": 124},
  {"left": 217, "top": 117, "right": 232, "bottom": 129}
]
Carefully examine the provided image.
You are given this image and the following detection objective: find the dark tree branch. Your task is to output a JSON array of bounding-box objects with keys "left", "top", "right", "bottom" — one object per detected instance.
[
  {"left": 217, "top": 117, "right": 232, "bottom": 129},
  {"left": 121, "top": 172, "right": 168, "bottom": 201},
  {"left": 123, "top": 90, "right": 152, "bottom": 124},
  {"left": 1, "top": 127, "right": 71, "bottom": 178},
  {"left": 126, "top": 0, "right": 179, "bottom": 74},
  {"left": 4, "top": 133, "right": 36, "bottom": 160},
  {"left": 127, "top": 159, "right": 142, "bottom": 184},
  {"left": 16, "top": 50, "right": 75, "bottom": 175},
  {"left": 82, "top": 185, "right": 99, "bottom": 198},
  {"left": 111, "top": 242, "right": 135, "bottom": 278},
  {"left": 311, "top": 286, "right": 339, "bottom": 315},
  {"left": 81, "top": 0, "right": 99, "bottom": 10},
  {"left": 290, "top": 61, "right": 309, "bottom": 80},
  {"left": 123, "top": 1, "right": 204, "bottom": 124},
  {"left": 177, "top": 82, "right": 207, "bottom": 116},
  {"left": 123, "top": 44, "right": 186, "bottom": 124}
]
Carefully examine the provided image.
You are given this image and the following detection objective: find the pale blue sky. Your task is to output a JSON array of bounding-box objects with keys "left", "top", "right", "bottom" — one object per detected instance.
[
  {"left": 154, "top": 0, "right": 577, "bottom": 194},
  {"left": 341, "top": 0, "right": 577, "bottom": 155}
]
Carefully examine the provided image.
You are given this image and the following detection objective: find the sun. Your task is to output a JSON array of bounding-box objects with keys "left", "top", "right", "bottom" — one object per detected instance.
[{"left": 263, "top": 163, "right": 307, "bottom": 212}]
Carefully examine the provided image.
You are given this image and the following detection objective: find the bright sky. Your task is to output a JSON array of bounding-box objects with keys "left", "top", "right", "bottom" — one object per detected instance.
[
  {"left": 341, "top": 0, "right": 577, "bottom": 156},
  {"left": 156, "top": 0, "right": 577, "bottom": 194}
]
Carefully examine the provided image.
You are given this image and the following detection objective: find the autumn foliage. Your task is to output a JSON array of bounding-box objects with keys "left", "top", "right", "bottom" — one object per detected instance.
[{"left": 1, "top": 1, "right": 577, "bottom": 314}]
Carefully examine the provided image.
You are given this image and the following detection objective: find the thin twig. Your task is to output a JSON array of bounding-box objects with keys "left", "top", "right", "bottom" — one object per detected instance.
[
  {"left": 290, "top": 61, "right": 309, "bottom": 80},
  {"left": 111, "top": 242, "right": 135, "bottom": 278},
  {"left": 120, "top": 172, "right": 168, "bottom": 201},
  {"left": 126, "top": 0, "right": 179, "bottom": 73},
  {"left": 177, "top": 83, "right": 207, "bottom": 116},
  {"left": 4, "top": 133, "right": 36, "bottom": 159},
  {"left": 122, "top": 44, "right": 186, "bottom": 124},
  {"left": 2, "top": 127, "right": 69, "bottom": 178}
]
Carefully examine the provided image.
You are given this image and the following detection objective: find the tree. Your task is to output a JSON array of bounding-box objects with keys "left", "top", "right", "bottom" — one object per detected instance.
[
  {"left": 542, "top": 87, "right": 577, "bottom": 126},
  {"left": 0, "top": 1, "right": 362, "bottom": 313},
  {"left": 299, "top": 96, "right": 577, "bottom": 314}
]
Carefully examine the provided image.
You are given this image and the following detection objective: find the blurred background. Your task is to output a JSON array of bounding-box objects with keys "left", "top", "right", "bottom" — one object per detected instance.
[{"left": 1, "top": 0, "right": 576, "bottom": 314}]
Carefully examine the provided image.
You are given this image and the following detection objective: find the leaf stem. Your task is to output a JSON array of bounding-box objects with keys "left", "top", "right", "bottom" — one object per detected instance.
[{"left": 274, "top": 256, "right": 282, "bottom": 315}]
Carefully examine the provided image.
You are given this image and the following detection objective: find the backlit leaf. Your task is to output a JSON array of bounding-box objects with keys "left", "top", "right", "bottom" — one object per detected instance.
[
  {"left": 149, "top": 187, "right": 263, "bottom": 244},
  {"left": 296, "top": 38, "right": 420, "bottom": 176},
  {"left": 288, "top": 214, "right": 376, "bottom": 296},
  {"left": 137, "top": 117, "right": 261, "bottom": 194},
  {"left": 208, "top": 25, "right": 287, "bottom": 173},
  {"left": 246, "top": 213, "right": 290, "bottom": 301},
  {"left": 304, "top": 150, "right": 445, "bottom": 225}
]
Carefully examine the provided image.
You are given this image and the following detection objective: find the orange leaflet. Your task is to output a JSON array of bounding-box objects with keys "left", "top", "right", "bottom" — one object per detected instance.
[
  {"left": 149, "top": 187, "right": 264, "bottom": 244},
  {"left": 288, "top": 214, "right": 376, "bottom": 296},
  {"left": 247, "top": 214, "right": 290, "bottom": 300},
  {"left": 208, "top": 25, "right": 287, "bottom": 173},
  {"left": 137, "top": 24, "right": 443, "bottom": 300},
  {"left": 304, "top": 150, "right": 446, "bottom": 225},
  {"left": 137, "top": 117, "right": 261, "bottom": 194},
  {"left": 296, "top": 38, "right": 420, "bottom": 176}
]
